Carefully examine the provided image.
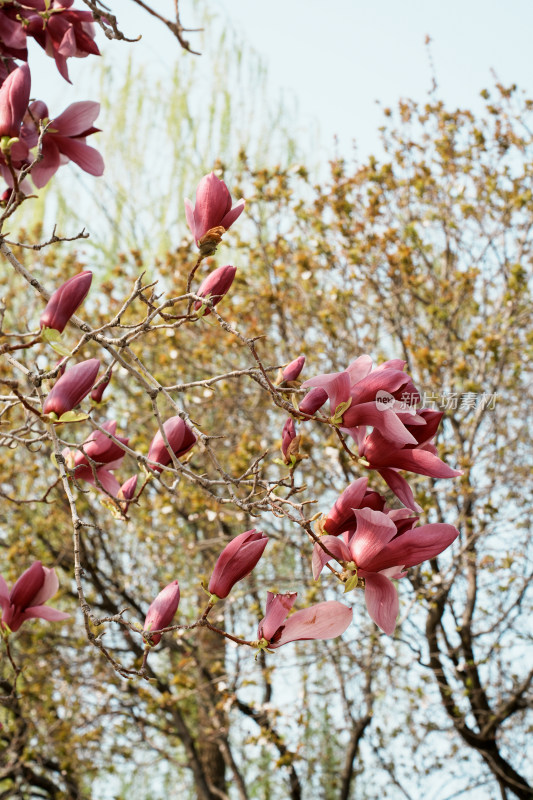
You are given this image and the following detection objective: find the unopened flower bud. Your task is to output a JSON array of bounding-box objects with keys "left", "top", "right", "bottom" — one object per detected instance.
[
  {"left": 299, "top": 387, "right": 328, "bottom": 416},
  {"left": 279, "top": 355, "right": 305, "bottom": 385},
  {"left": 208, "top": 530, "right": 268, "bottom": 599},
  {"left": 43, "top": 358, "right": 100, "bottom": 418},
  {"left": 40, "top": 271, "right": 93, "bottom": 334},
  {"left": 185, "top": 172, "right": 245, "bottom": 246},
  {"left": 143, "top": 580, "right": 180, "bottom": 646},
  {"left": 194, "top": 265, "right": 237, "bottom": 316},
  {"left": 147, "top": 416, "right": 196, "bottom": 471},
  {"left": 0, "top": 63, "right": 31, "bottom": 138}
]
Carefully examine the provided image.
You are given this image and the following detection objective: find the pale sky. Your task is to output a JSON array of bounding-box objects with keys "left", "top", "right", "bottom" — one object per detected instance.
[
  {"left": 29, "top": 0, "right": 533, "bottom": 161},
  {"left": 212, "top": 0, "right": 533, "bottom": 156}
]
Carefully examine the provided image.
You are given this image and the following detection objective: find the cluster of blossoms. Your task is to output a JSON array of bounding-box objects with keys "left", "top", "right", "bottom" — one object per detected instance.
[
  {"left": 0, "top": 1, "right": 103, "bottom": 196},
  {"left": 278, "top": 355, "right": 461, "bottom": 633},
  {"left": 0, "top": 169, "right": 461, "bottom": 660}
]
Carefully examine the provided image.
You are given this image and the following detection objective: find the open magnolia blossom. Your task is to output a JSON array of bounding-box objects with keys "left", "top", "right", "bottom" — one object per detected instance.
[
  {"left": 301, "top": 355, "right": 423, "bottom": 448},
  {"left": 16, "top": 0, "right": 100, "bottom": 83},
  {"left": 25, "top": 99, "right": 104, "bottom": 188},
  {"left": 0, "top": 561, "right": 69, "bottom": 633},
  {"left": 318, "top": 476, "right": 385, "bottom": 536},
  {"left": 312, "top": 507, "right": 459, "bottom": 635},
  {"left": 257, "top": 592, "right": 353, "bottom": 649},
  {"left": 359, "top": 411, "right": 463, "bottom": 511}
]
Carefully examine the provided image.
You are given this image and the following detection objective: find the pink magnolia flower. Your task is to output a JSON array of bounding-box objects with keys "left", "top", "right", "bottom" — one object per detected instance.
[
  {"left": 312, "top": 507, "right": 459, "bottom": 635},
  {"left": 0, "top": 62, "right": 31, "bottom": 138},
  {"left": 42, "top": 358, "right": 100, "bottom": 418},
  {"left": 361, "top": 410, "right": 462, "bottom": 511},
  {"left": 143, "top": 580, "right": 180, "bottom": 645},
  {"left": 22, "top": 0, "right": 100, "bottom": 83},
  {"left": 147, "top": 416, "right": 196, "bottom": 472},
  {"left": 185, "top": 172, "right": 244, "bottom": 244},
  {"left": 40, "top": 270, "right": 92, "bottom": 333},
  {"left": 301, "top": 355, "right": 423, "bottom": 448},
  {"left": 280, "top": 417, "right": 298, "bottom": 464},
  {"left": 0, "top": 561, "right": 69, "bottom": 633},
  {"left": 208, "top": 529, "right": 268, "bottom": 599},
  {"left": 257, "top": 592, "right": 352, "bottom": 649},
  {"left": 117, "top": 474, "right": 138, "bottom": 506},
  {"left": 320, "top": 477, "right": 386, "bottom": 536},
  {"left": 25, "top": 100, "right": 104, "bottom": 188},
  {"left": 194, "top": 265, "right": 237, "bottom": 316},
  {"left": 279, "top": 355, "right": 305, "bottom": 385},
  {"left": 65, "top": 420, "right": 129, "bottom": 496}
]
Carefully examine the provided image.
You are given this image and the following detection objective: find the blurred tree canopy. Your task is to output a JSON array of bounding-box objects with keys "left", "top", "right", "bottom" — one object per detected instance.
[{"left": 0, "top": 17, "right": 532, "bottom": 799}]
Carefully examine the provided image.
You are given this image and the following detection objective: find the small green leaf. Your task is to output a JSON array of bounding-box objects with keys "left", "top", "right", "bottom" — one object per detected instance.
[
  {"left": 57, "top": 411, "right": 89, "bottom": 424},
  {"left": 343, "top": 574, "right": 359, "bottom": 593},
  {"left": 331, "top": 397, "right": 353, "bottom": 425},
  {"left": 41, "top": 328, "right": 71, "bottom": 357}
]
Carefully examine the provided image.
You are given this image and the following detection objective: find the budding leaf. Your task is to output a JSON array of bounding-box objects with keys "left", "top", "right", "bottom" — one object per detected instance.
[
  {"left": 343, "top": 574, "right": 359, "bottom": 593},
  {"left": 331, "top": 398, "right": 353, "bottom": 425},
  {"left": 41, "top": 327, "right": 71, "bottom": 356},
  {"left": 57, "top": 411, "right": 89, "bottom": 424}
]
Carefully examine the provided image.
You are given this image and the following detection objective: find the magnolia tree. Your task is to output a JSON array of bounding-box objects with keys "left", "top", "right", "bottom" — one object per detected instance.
[{"left": 0, "top": 4, "right": 531, "bottom": 800}]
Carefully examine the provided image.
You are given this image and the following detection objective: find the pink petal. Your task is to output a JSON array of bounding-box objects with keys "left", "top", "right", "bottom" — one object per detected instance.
[
  {"left": 56, "top": 137, "right": 104, "bottom": 176},
  {"left": 346, "top": 355, "right": 373, "bottom": 385},
  {"left": 343, "top": 403, "right": 418, "bottom": 446},
  {"left": 31, "top": 137, "right": 61, "bottom": 189},
  {"left": 184, "top": 198, "right": 196, "bottom": 238},
  {"left": 364, "top": 523, "right": 459, "bottom": 572},
  {"left": 57, "top": 25, "right": 77, "bottom": 57},
  {"left": 380, "top": 448, "right": 462, "bottom": 479},
  {"left": 312, "top": 536, "right": 352, "bottom": 579},
  {"left": 272, "top": 601, "right": 352, "bottom": 647},
  {"left": 23, "top": 605, "right": 70, "bottom": 623},
  {"left": 364, "top": 574, "right": 399, "bottom": 635},
  {"left": 378, "top": 468, "right": 422, "bottom": 513},
  {"left": 301, "top": 371, "right": 351, "bottom": 411},
  {"left": 374, "top": 359, "right": 406, "bottom": 371},
  {"left": 10, "top": 561, "right": 44, "bottom": 608},
  {"left": 194, "top": 172, "right": 232, "bottom": 237},
  {"left": 52, "top": 101, "right": 100, "bottom": 136},
  {"left": 220, "top": 198, "right": 245, "bottom": 230},
  {"left": 349, "top": 369, "right": 413, "bottom": 405},
  {"left": 387, "top": 508, "right": 419, "bottom": 534},
  {"left": 0, "top": 15, "right": 27, "bottom": 50},
  {"left": 323, "top": 476, "right": 369, "bottom": 535},
  {"left": 258, "top": 592, "right": 297, "bottom": 641},
  {"left": 0, "top": 575, "right": 10, "bottom": 613},
  {"left": 351, "top": 509, "right": 397, "bottom": 569},
  {"left": 95, "top": 468, "right": 121, "bottom": 497},
  {"left": 30, "top": 567, "right": 59, "bottom": 605}
]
